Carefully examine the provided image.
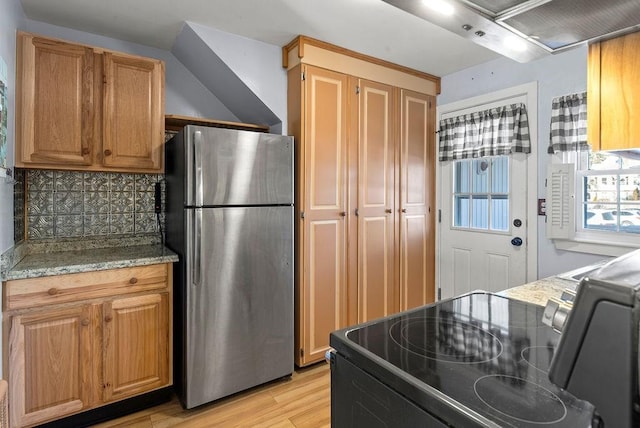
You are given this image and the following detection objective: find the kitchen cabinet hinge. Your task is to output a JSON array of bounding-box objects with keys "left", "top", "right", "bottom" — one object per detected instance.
[
  {"left": 355, "top": 86, "right": 360, "bottom": 95},
  {"left": 301, "top": 211, "right": 305, "bottom": 219},
  {"left": 301, "top": 71, "right": 305, "bottom": 81},
  {"left": 438, "top": 209, "right": 441, "bottom": 223},
  {"left": 429, "top": 100, "right": 432, "bottom": 108},
  {"left": 437, "top": 287, "right": 442, "bottom": 300},
  {"left": 103, "top": 74, "right": 107, "bottom": 85},
  {"left": 300, "top": 348, "right": 304, "bottom": 357}
]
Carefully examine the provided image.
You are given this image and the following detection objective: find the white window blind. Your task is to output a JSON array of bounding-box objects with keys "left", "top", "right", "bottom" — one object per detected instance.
[{"left": 546, "top": 163, "right": 575, "bottom": 239}]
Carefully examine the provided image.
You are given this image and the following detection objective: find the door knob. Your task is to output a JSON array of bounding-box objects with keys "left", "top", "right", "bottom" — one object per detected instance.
[{"left": 511, "top": 237, "right": 523, "bottom": 247}]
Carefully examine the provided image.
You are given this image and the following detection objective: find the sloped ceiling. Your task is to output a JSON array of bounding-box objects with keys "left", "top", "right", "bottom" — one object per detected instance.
[{"left": 172, "top": 23, "right": 284, "bottom": 130}]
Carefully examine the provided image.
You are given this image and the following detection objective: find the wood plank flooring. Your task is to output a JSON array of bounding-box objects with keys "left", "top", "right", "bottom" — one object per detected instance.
[{"left": 92, "top": 363, "right": 330, "bottom": 428}]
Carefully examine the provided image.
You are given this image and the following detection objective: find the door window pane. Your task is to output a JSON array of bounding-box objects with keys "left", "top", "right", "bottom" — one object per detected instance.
[
  {"left": 471, "top": 196, "right": 488, "bottom": 229},
  {"left": 491, "top": 196, "right": 509, "bottom": 231},
  {"left": 454, "top": 161, "right": 470, "bottom": 193},
  {"left": 454, "top": 196, "right": 470, "bottom": 227},
  {"left": 491, "top": 157, "right": 509, "bottom": 193},
  {"left": 471, "top": 159, "right": 489, "bottom": 193}
]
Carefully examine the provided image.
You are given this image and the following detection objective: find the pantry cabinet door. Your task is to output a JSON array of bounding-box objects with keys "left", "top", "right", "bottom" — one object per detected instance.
[
  {"left": 9, "top": 305, "right": 93, "bottom": 427},
  {"left": 299, "top": 65, "right": 348, "bottom": 366},
  {"left": 102, "top": 293, "right": 170, "bottom": 402},
  {"left": 17, "top": 34, "right": 95, "bottom": 166},
  {"left": 102, "top": 52, "right": 164, "bottom": 171},
  {"left": 399, "top": 89, "right": 436, "bottom": 310},
  {"left": 353, "top": 79, "right": 397, "bottom": 323}
]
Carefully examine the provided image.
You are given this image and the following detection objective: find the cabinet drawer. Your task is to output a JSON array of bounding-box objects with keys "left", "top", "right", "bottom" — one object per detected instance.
[{"left": 4, "top": 264, "right": 169, "bottom": 310}]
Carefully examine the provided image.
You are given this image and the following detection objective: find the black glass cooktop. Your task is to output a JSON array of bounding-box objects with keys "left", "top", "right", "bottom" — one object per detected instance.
[{"left": 332, "top": 293, "right": 596, "bottom": 427}]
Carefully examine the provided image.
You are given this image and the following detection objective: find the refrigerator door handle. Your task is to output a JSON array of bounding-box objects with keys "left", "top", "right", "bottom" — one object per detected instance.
[
  {"left": 193, "top": 208, "right": 202, "bottom": 286},
  {"left": 194, "top": 130, "right": 204, "bottom": 206}
]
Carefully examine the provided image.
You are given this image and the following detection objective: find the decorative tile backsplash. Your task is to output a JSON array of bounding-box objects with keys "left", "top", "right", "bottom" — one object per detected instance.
[
  {"left": 21, "top": 170, "right": 164, "bottom": 240},
  {"left": 13, "top": 169, "right": 25, "bottom": 244}
]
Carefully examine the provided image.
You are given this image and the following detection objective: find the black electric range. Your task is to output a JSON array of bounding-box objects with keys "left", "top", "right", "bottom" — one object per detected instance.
[{"left": 329, "top": 292, "right": 598, "bottom": 428}]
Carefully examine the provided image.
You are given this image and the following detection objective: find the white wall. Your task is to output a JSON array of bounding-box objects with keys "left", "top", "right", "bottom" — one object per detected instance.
[
  {"left": 23, "top": 19, "right": 239, "bottom": 122},
  {"left": 0, "top": 0, "right": 26, "bottom": 381},
  {"left": 438, "top": 47, "right": 607, "bottom": 278}
]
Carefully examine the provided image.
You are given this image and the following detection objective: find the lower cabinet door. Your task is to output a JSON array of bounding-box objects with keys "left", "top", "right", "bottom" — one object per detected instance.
[
  {"left": 9, "top": 305, "right": 93, "bottom": 428},
  {"left": 102, "top": 293, "right": 170, "bottom": 402}
]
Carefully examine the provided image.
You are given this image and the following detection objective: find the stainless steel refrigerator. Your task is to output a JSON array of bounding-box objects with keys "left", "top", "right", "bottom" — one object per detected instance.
[{"left": 165, "top": 125, "right": 294, "bottom": 409}]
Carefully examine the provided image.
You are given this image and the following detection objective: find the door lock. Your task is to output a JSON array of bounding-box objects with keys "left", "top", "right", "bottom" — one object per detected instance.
[{"left": 511, "top": 237, "right": 523, "bottom": 247}]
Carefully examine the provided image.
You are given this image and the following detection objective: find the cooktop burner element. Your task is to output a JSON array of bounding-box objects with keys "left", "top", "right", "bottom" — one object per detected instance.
[
  {"left": 474, "top": 374, "right": 567, "bottom": 425},
  {"left": 389, "top": 316, "right": 503, "bottom": 363},
  {"left": 332, "top": 292, "right": 597, "bottom": 427},
  {"left": 521, "top": 345, "right": 554, "bottom": 373}
]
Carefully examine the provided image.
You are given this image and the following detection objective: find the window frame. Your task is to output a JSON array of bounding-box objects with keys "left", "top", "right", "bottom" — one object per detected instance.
[{"left": 549, "top": 151, "right": 640, "bottom": 257}]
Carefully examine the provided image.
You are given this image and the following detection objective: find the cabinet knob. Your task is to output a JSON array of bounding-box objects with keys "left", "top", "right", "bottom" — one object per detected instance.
[
  {"left": 385, "top": 208, "right": 392, "bottom": 214},
  {"left": 105, "top": 315, "right": 113, "bottom": 322},
  {"left": 81, "top": 318, "right": 90, "bottom": 327},
  {"left": 401, "top": 208, "right": 407, "bottom": 213},
  {"left": 129, "top": 277, "right": 138, "bottom": 285},
  {"left": 339, "top": 211, "right": 346, "bottom": 217},
  {"left": 47, "top": 288, "right": 58, "bottom": 296},
  {"left": 104, "top": 149, "right": 112, "bottom": 156},
  {"left": 82, "top": 147, "right": 90, "bottom": 155}
]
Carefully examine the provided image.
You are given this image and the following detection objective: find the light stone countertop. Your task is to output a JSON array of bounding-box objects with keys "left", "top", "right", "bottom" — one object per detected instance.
[
  {"left": 4, "top": 243, "right": 179, "bottom": 281},
  {"left": 498, "top": 275, "right": 578, "bottom": 307}
]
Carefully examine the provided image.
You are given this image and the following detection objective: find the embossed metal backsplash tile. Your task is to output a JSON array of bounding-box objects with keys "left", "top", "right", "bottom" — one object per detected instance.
[
  {"left": 13, "top": 169, "right": 25, "bottom": 244},
  {"left": 25, "top": 170, "right": 164, "bottom": 239}
]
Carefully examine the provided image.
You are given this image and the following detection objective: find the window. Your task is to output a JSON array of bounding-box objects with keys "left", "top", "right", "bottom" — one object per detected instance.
[
  {"left": 547, "top": 149, "right": 640, "bottom": 255},
  {"left": 452, "top": 156, "right": 509, "bottom": 232},
  {"left": 580, "top": 151, "right": 640, "bottom": 233}
]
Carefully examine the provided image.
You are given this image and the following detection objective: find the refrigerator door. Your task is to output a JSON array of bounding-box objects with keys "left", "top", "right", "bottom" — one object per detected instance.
[
  {"left": 185, "top": 126, "right": 293, "bottom": 207},
  {"left": 184, "top": 205, "right": 294, "bottom": 409}
]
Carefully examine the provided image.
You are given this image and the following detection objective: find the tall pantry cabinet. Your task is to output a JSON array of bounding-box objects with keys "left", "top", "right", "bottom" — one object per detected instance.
[{"left": 284, "top": 36, "right": 439, "bottom": 366}]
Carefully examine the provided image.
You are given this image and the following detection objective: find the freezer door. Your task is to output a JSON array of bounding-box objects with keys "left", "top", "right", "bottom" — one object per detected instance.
[
  {"left": 184, "top": 206, "right": 294, "bottom": 408},
  {"left": 185, "top": 126, "right": 293, "bottom": 206}
]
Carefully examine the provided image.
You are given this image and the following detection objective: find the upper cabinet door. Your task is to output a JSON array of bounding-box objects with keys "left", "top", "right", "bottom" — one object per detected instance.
[
  {"left": 17, "top": 34, "right": 95, "bottom": 166},
  {"left": 102, "top": 52, "right": 164, "bottom": 170},
  {"left": 588, "top": 31, "right": 640, "bottom": 151}
]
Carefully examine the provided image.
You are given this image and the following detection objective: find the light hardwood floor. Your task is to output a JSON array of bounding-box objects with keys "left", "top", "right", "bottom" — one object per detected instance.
[{"left": 92, "top": 363, "right": 330, "bottom": 428}]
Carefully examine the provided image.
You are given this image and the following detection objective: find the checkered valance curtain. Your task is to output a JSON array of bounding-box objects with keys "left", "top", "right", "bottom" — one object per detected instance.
[
  {"left": 438, "top": 103, "right": 531, "bottom": 161},
  {"left": 547, "top": 92, "right": 589, "bottom": 153}
]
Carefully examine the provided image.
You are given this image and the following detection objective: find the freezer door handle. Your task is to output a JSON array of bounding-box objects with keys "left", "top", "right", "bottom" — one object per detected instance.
[
  {"left": 193, "top": 208, "right": 202, "bottom": 286},
  {"left": 194, "top": 130, "right": 204, "bottom": 206}
]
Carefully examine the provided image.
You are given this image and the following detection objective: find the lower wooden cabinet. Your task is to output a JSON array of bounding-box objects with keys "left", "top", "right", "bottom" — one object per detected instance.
[
  {"left": 103, "top": 293, "right": 170, "bottom": 402},
  {"left": 9, "top": 305, "right": 94, "bottom": 428},
  {"left": 4, "top": 264, "right": 172, "bottom": 428}
]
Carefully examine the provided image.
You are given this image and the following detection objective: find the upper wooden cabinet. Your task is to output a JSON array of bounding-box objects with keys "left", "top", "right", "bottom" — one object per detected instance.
[
  {"left": 16, "top": 32, "right": 165, "bottom": 172},
  {"left": 588, "top": 30, "right": 640, "bottom": 151}
]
